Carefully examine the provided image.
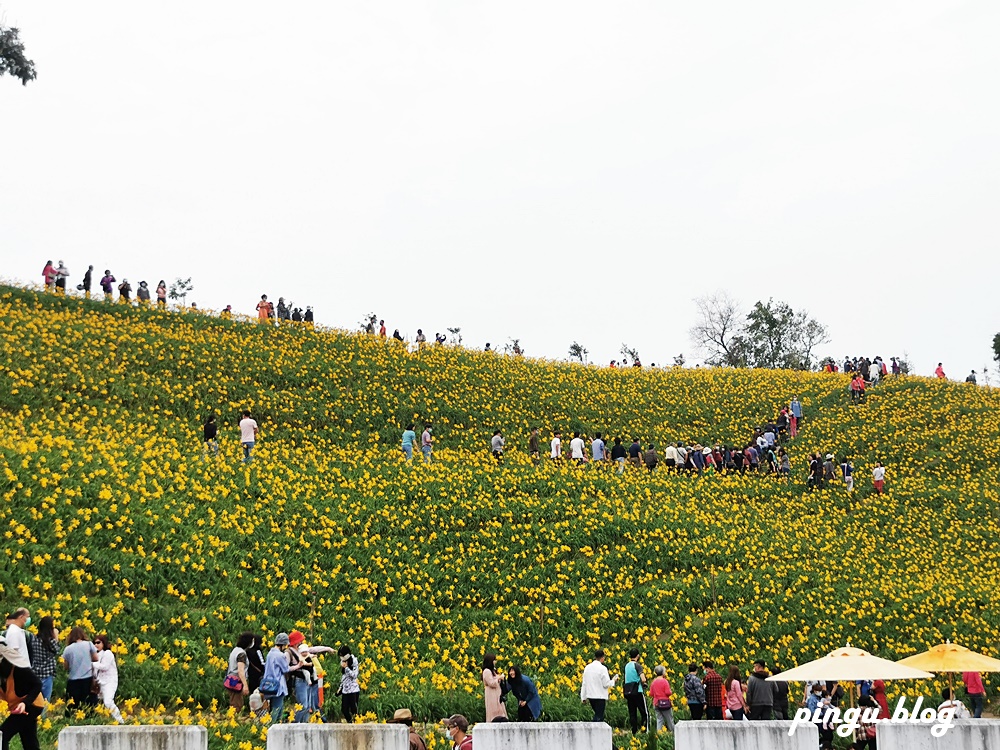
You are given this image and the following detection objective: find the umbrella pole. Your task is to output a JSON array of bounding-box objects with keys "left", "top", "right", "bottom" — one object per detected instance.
[
  {"left": 949, "top": 672, "right": 954, "bottom": 702},
  {"left": 850, "top": 682, "right": 856, "bottom": 708}
]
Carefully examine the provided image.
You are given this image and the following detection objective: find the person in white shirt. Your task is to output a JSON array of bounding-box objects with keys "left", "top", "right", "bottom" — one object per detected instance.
[
  {"left": 490, "top": 430, "right": 505, "bottom": 464},
  {"left": 939, "top": 688, "right": 971, "bottom": 719},
  {"left": 3, "top": 608, "right": 31, "bottom": 668},
  {"left": 591, "top": 434, "right": 607, "bottom": 463},
  {"left": 239, "top": 410, "right": 259, "bottom": 464},
  {"left": 581, "top": 649, "right": 619, "bottom": 723},
  {"left": 93, "top": 634, "right": 124, "bottom": 723},
  {"left": 551, "top": 432, "right": 562, "bottom": 460},
  {"left": 663, "top": 443, "right": 679, "bottom": 470},
  {"left": 872, "top": 462, "right": 886, "bottom": 494},
  {"left": 570, "top": 433, "right": 586, "bottom": 464}
]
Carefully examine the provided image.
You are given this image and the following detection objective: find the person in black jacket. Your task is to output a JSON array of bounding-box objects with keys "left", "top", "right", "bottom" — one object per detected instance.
[
  {"left": 80, "top": 266, "right": 94, "bottom": 299},
  {"left": 1, "top": 638, "right": 44, "bottom": 750},
  {"left": 203, "top": 414, "right": 218, "bottom": 457}
]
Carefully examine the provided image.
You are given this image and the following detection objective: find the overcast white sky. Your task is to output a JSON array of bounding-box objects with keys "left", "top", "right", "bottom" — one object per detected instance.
[{"left": 3, "top": 1, "right": 998, "bottom": 377}]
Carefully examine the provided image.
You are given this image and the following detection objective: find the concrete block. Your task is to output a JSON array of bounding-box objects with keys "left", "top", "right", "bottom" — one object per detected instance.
[
  {"left": 876, "top": 719, "right": 1000, "bottom": 750},
  {"left": 58, "top": 725, "right": 207, "bottom": 750},
  {"left": 674, "top": 720, "right": 818, "bottom": 750},
  {"left": 472, "top": 721, "right": 612, "bottom": 750},
  {"left": 266, "top": 724, "right": 409, "bottom": 750}
]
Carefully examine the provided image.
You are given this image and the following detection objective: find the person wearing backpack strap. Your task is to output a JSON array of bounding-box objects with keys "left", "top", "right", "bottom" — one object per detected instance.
[{"left": 623, "top": 648, "right": 649, "bottom": 734}]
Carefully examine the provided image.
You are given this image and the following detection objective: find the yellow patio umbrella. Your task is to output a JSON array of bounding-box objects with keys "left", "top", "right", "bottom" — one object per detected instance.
[
  {"left": 896, "top": 640, "right": 1000, "bottom": 698},
  {"left": 767, "top": 644, "right": 934, "bottom": 706}
]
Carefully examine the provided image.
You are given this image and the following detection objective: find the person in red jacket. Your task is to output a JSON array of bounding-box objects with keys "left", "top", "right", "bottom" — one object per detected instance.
[{"left": 935, "top": 363, "right": 946, "bottom": 379}]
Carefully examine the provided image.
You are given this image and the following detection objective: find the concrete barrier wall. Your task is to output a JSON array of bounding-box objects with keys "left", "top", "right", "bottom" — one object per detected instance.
[
  {"left": 266, "top": 724, "right": 409, "bottom": 750},
  {"left": 58, "top": 726, "right": 208, "bottom": 750},
  {"left": 675, "top": 720, "right": 818, "bottom": 750},
  {"left": 473, "top": 722, "right": 612, "bottom": 750},
  {"left": 877, "top": 719, "right": 1000, "bottom": 750}
]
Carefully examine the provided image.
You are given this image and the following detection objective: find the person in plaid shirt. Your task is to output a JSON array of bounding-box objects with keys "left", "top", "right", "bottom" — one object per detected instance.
[
  {"left": 27, "top": 617, "right": 60, "bottom": 711},
  {"left": 702, "top": 660, "right": 724, "bottom": 720}
]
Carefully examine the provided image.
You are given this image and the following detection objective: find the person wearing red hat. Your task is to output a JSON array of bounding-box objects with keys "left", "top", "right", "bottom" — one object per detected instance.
[
  {"left": 286, "top": 631, "right": 311, "bottom": 722},
  {"left": 286, "top": 631, "right": 336, "bottom": 722}
]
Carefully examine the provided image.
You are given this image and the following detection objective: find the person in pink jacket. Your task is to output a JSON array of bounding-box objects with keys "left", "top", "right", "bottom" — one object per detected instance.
[{"left": 482, "top": 653, "right": 507, "bottom": 722}]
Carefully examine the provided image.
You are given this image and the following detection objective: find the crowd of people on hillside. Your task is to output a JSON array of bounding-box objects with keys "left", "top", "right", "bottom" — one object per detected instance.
[
  {"left": 0, "top": 608, "right": 123, "bottom": 750},
  {"left": 39, "top": 260, "right": 317, "bottom": 324},
  {"left": 3, "top": 605, "right": 992, "bottom": 749}
]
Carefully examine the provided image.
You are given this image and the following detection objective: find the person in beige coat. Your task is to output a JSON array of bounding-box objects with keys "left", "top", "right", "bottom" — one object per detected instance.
[{"left": 482, "top": 653, "right": 508, "bottom": 721}]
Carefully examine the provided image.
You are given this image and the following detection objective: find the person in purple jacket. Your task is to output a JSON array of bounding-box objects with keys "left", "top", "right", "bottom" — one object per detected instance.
[{"left": 100, "top": 271, "right": 116, "bottom": 301}]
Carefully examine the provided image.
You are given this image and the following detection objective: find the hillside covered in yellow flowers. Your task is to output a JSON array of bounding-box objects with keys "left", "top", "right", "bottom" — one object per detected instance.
[{"left": 2, "top": 285, "right": 999, "bottom": 729}]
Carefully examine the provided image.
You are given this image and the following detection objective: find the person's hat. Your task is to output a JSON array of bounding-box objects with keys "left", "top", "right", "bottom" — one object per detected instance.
[
  {"left": 389, "top": 708, "right": 413, "bottom": 723},
  {"left": 288, "top": 630, "right": 305, "bottom": 646},
  {"left": 444, "top": 714, "right": 469, "bottom": 731},
  {"left": 275, "top": 632, "right": 290, "bottom": 646},
  {"left": 826, "top": 454, "right": 834, "bottom": 460},
  {"left": 702, "top": 448, "right": 712, "bottom": 455}
]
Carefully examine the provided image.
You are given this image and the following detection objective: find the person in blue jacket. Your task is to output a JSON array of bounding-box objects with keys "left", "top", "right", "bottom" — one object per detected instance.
[{"left": 503, "top": 665, "right": 541, "bottom": 721}]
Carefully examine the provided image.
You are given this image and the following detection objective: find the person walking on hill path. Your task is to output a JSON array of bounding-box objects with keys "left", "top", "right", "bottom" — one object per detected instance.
[
  {"left": 629, "top": 438, "right": 642, "bottom": 468},
  {"left": 623, "top": 648, "right": 649, "bottom": 734},
  {"left": 156, "top": 281, "right": 167, "bottom": 308},
  {"left": 569, "top": 432, "right": 586, "bottom": 464},
  {"left": 379, "top": 320, "right": 386, "bottom": 338},
  {"left": 581, "top": 649, "right": 618, "bottom": 723},
  {"left": 872, "top": 462, "right": 886, "bottom": 494},
  {"left": 491, "top": 430, "right": 505, "bottom": 464},
  {"left": 528, "top": 428, "right": 540, "bottom": 465},
  {"left": 935, "top": 363, "right": 946, "bottom": 379},
  {"left": 482, "top": 653, "right": 507, "bottom": 722},
  {"left": 611, "top": 437, "right": 627, "bottom": 474},
  {"left": 80, "top": 266, "right": 93, "bottom": 299},
  {"left": 401, "top": 425, "right": 417, "bottom": 461},
  {"left": 100, "top": 271, "right": 116, "bottom": 301},
  {"left": 420, "top": 425, "right": 433, "bottom": 463},
  {"left": 966, "top": 370, "right": 978, "bottom": 384},
  {"left": 591, "top": 433, "right": 607, "bottom": 464},
  {"left": 137, "top": 281, "right": 150, "bottom": 305},
  {"left": 239, "top": 411, "right": 258, "bottom": 464},
  {"left": 841, "top": 457, "right": 854, "bottom": 492},
  {"left": 643, "top": 444, "right": 659, "bottom": 472},
  {"left": 790, "top": 397, "right": 803, "bottom": 428},
  {"left": 304, "top": 307, "right": 314, "bottom": 325},
  {"left": 118, "top": 279, "right": 132, "bottom": 303},
  {"left": 550, "top": 431, "right": 562, "bottom": 461}
]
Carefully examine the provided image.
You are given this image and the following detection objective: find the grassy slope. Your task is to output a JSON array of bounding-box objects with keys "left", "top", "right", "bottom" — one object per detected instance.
[{"left": 1, "top": 285, "right": 999, "bottom": 732}]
